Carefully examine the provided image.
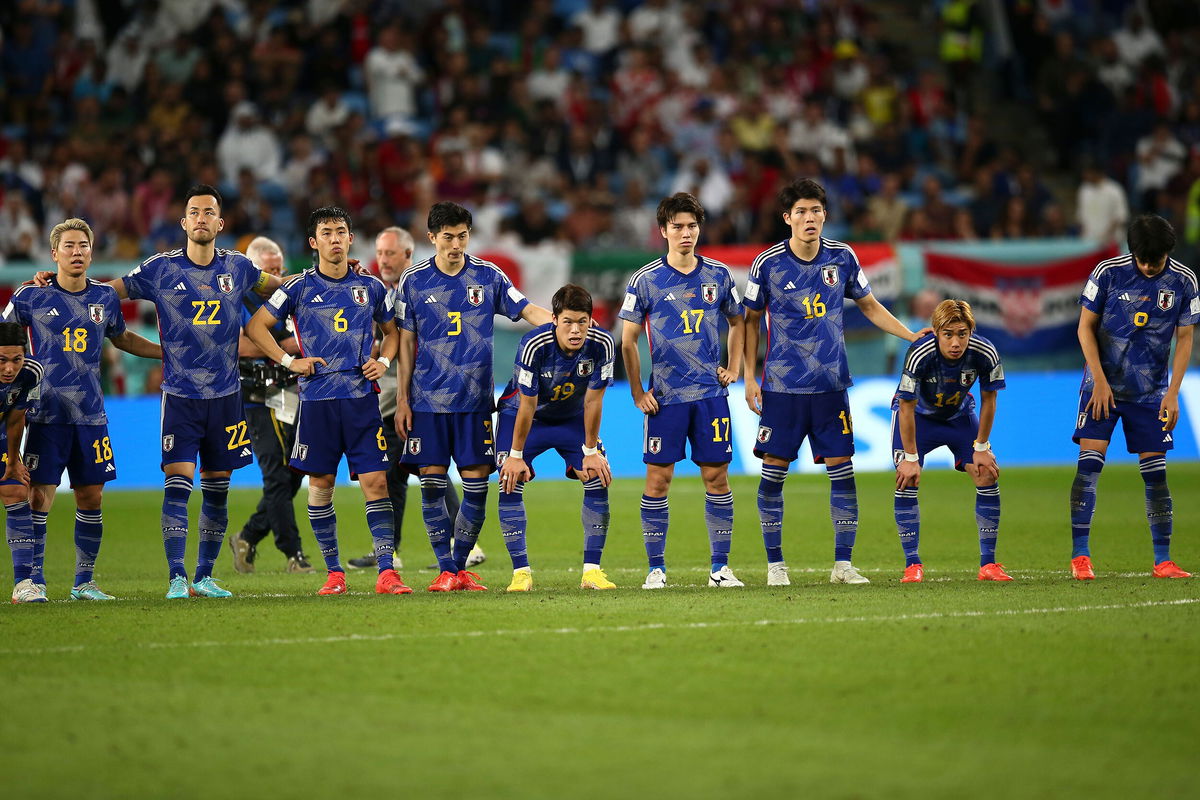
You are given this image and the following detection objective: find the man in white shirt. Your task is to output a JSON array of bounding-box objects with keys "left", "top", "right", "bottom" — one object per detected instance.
[
  {"left": 1077, "top": 162, "right": 1129, "bottom": 246},
  {"left": 216, "top": 101, "right": 282, "bottom": 185},
  {"left": 365, "top": 25, "right": 423, "bottom": 120}
]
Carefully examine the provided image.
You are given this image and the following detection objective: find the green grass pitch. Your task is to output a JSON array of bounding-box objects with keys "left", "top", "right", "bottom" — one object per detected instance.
[{"left": 1, "top": 463, "right": 1197, "bottom": 799}]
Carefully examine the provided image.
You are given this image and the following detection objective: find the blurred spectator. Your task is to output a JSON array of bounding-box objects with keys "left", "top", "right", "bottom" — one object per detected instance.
[
  {"left": 216, "top": 101, "right": 282, "bottom": 185},
  {"left": 0, "top": 194, "right": 39, "bottom": 260},
  {"left": 1077, "top": 161, "right": 1129, "bottom": 246},
  {"left": 1135, "top": 121, "right": 1187, "bottom": 210},
  {"left": 867, "top": 172, "right": 910, "bottom": 241},
  {"left": 1113, "top": 10, "right": 1165, "bottom": 70},
  {"left": 365, "top": 25, "right": 423, "bottom": 120},
  {"left": 305, "top": 83, "right": 351, "bottom": 147},
  {"left": 504, "top": 195, "right": 561, "bottom": 246},
  {"left": 572, "top": 0, "right": 621, "bottom": 59}
]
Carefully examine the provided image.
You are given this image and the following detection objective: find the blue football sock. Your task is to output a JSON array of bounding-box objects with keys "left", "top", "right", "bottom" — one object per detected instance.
[
  {"left": 195, "top": 477, "right": 229, "bottom": 581},
  {"left": 6, "top": 501, "right": 35, "bottom": 584},
  {"left": 307, "top": 502, "right": 341, "bottom": 572},
  {"left": 30, "top": 510, "right": 48, "bottom": 585},
  {"left": 420, "top": 474, "right": 456, "bottom": 573},
  {"left": 74, "top": 508, "right": 103, "bottom": 586},
  {"left": 1139, "top": 456, "right": 1172, "bottom": 564},
  {"left": 364, "top": 499, "right": 395, "bottom": 573},
  {"left": 641, "top": 494, "right": 669, "bottom": 570},
  {"left": 498, "top": 483, "right": 528, "bottom": 570},
  {"left": 758, "top": 464, "right": 787, "bottom": 563},
  {"left": 580, "top": 478, "right": 609, "bottom": 566},
  {"left": 161, "top": 475, "right": 192, "bottom": 580},
  {"left": 976, "top": 483, "right": 1000, "bottom": 566},
  {"left": 1070, "top": 450, "right": 1105, "bottom": 558},
  {"left": 894, "top": 487, "right": 920, "bottom": 566},
  {"left": 453, "top": 478, "right": 489, "bottom": 571},
  {"left": 705, "top": 491, "right": 734, "bottom": 572},
  {"left": 827, "top": 461, "right": 858, "bottom": 562}
]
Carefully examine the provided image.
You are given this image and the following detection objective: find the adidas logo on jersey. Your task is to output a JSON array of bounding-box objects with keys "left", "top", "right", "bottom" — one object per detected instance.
[
  {"left": 240, "top": 447, "right": 251, "bottom": 457},
  {"left": 45, "top": 308, "right": 60, "bottom": 317},
  {"left": 784, "top": 281, "right": 797, "bottom": 290},
  {"left": 311, "top": 294, "right": 324, "bottom": 303},
  {"left": 104, "top": 463, "right": 115, "bottom": 472},
  {"left": 173, "top": 282, "right": 187, "bottom": 290},
  {"left": 424, "top": 295, "right": 439, "bottom": 304},
  {"left": 665, "top": 292, "right": 676, "bottom": 300}
]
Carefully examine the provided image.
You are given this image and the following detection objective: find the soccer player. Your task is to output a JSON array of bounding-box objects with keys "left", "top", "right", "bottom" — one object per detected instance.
[
  {"left": 345, "top": 226, "right": 465, "bottom": 571},
  {"left": 227, "top": 236, "right": 312, "bottom": 574},
  {"left": 0, "top": 322, "right": 44, "bottom": 603},
  {"left": 247, "top": 206, "right": 407, "bottom": 595},
  {"left": 4, "top": 218, "right": 162, "bottom": 600},
  {"left": 743, "top": 178, "right": 923, "bottom": 586},
  {"left": 892, "top": 299, "right": 1010, "bottom": 582},
  {"left": 1069, "top": 214, "right": 1197, "bottom": 580},
  {"left": 395, "top": 201, "right": 551, "bottom": 592},
  {"left": 496, "top": 284, "right": 616, "bottom": 591},
  {"left": 115, "top": 184, "right": 283, "bottom": 599},
  {"left": 619, "top": 192, "right": 745, "bottom": 589}
]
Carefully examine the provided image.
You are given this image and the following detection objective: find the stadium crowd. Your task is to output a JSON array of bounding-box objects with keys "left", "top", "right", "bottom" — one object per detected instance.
[{"left": 2, "top": 0, "right": 1198, "bottom": 271}]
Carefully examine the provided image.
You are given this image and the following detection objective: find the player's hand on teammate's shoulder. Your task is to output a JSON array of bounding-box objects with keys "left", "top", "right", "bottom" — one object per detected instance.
[
  {"left": 911, "top": 326, "right": 934, "bottom": 341},
  {"left": 31, "top": 271, "right": 53, "bottom": 287}
]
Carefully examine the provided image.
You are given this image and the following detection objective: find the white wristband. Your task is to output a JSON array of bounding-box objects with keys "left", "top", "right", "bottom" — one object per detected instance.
[
  {"left": 902, "top": 451, "right": 920, "bottom": 462},
  {"left": 376, "top": 356, "right": 391, "bottom": 369},
  {"left": 973, "top": 440, "right": 991, "bottom": 452},
  {"left": 582, "top": 444, "right": 600, "bottom": 457},
  {"left": 280, "top": 354, "right": 295, "bottom": 369},
  {"left": 508, "top": 449, "right": 524, "bottom": 460}
]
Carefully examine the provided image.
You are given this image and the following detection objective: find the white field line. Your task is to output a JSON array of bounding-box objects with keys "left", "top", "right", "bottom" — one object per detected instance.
[{"left": 2, "top": 598, "right": 1196, "bottom": 657}]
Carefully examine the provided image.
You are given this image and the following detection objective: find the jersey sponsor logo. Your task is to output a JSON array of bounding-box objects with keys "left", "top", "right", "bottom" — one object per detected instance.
[
  {"left": 702, "top": 282, "right": 718, "bottom": 304},
  {"left": 647, "top": 436, "right": 662, "bottom": 454},
  {"left": 960, "top": 369, "right": 975, "bottom": 385},
  {"left": 821, "top": 266, "right": 839, "bottom": 287},
  {"left": 424, "top": 295, "right": 439, "bottom": 304},
  {"left": 217, "top": 273, "right": 234, "bottom": 294},
  {"left": 756, "top": 425, "right": 772, "bottom": 444},
  {"left": 310, "top": 294, "right": 325, "bottom": 303},
  {"left": 1158, "top": 289, "right": 1175, "bottom": 310},
  {"left": 407, "top": 437, "right": 422, "bottom": 455},
  {"left": 45, "top": 308, "right": 60, "bottom": 317},
  {"left": 162, "top": 434, "right": 175, "bottom": 452},
  {"left": 173, "top": 282, "right": 187, "bottom": 290},
  {"left": 576, "top": 359, "right": 594, "bottom": 377},
  {"left": 88, "top": 303, "right": 105, "bottom": 324},
  {"left": 665, "top": 292, "right": 676, "bottom": 301},
  {"left": 783, "top": 281, "right": 797, "bottom": 290},
  {"left": 467, "top": 285, "right": 485, "bottom": 306},
  {"left": 351, "top": 286, "right": 369, "bottom": 306},
  {"left": 23, "top": 454, "right": 38, "bottom": 470}
]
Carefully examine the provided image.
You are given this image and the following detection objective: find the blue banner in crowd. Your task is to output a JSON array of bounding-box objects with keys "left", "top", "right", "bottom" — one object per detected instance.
[{"left": 100, "top": 372, "right": 1200, "bottom": 489}]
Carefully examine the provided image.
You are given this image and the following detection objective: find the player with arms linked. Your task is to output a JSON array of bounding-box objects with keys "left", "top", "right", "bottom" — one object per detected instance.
[
  {"left": 247, "top": 207, "right": 408, "bottom": 595},
  {"left": 0, "top": 323, "right": 45, "bottom": 602},
  {"left": 117, "top": 185, "right": 283, "bottom": 599},
  {"left": 892, "top": 300, "right": 1010, "bottom": 583},
  {"left": 620, "top": 192, "right": 745, "bottom": 589},
  {"left": 395, "top": 202, "right": 551, "bottom": 591},
  {"left": 743, "top": 178, "right": 923, "bottom": 586},
  {"left": 1069, "top": 214, "right": 1197, "bottom": 580},
  {"left": 4, "top": 219, "right": 161, "bottom": 600},
  {"left": 496, "top": 284, "right": 616, "bottom": 591}
]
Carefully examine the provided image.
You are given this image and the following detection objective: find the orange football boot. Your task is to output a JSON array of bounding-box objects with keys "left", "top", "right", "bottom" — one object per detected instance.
[
  {"left": 1071, "top": 555, "right": 1095, "bottom": 580},
  {"left": 978, "top": 562, "right": 1013, "bottom": 581},
  {"left": 428, "top": 570, "right": 459, "bottom": 591},
  {"left": 456, "top": 570, "right": 488, "bottom": 591},
  {"left": 318, "top": 571, "right": 347, "bottom": 595},
  {"left": 375, "top": 569, "right": 413, "bottom": 594},
  {"left": 901, "top": 564, "right": 924, "bottom": 583},
  {"left": 1152, "top": 560, "right": 1191, "bottom": 579}
]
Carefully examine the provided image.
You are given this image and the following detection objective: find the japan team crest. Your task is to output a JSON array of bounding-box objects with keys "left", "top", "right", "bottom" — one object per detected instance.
[
  {"left": 701, "top": 282, "right": 718, "bottom": 304},
  {"left": 647, "top": 436, "right": 662, "bottom": 455},
  {"left": 467, "top": 285, "right": 485, "bottom": 306},
  {"left": 407, "top": 437, "right": 422, "bottom": 455},
  {"left": 294, "top": 444, "right": 309, "bottom": 461},
  {"left": 821, "top": 266, "right": 839, "bottom": 287},
  {"left": 351, "top": 286, "right": 368, "bottom": 306},
  {"left": 88, "top": 303, "right": 105, "bottom": 324},
  {"left": 960, "top": 369, "right": 976, "bottom": 385},
  {"left": 162, "top": 434, "right": 174, "bottom": 453},
  {"left": 757, "top": 425, "right": 773, "bottom": 444},
  {"left": 23, "top": 454, "right": 38, "bottom": 470},
  {"left": 576, "top": 359, "right": 594, "bottom": 377},
  {"left": 217, "top": 273, "right": 234, "bottom": 294},
  {"left": 1158, "top": 289, "right": 1176, "bottom": 310}
]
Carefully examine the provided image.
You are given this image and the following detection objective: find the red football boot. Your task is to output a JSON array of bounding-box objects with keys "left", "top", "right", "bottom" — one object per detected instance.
[
  {"left": 901, "top": 564, "right": 924, "bottom": 583},
  {"left": 375, "top": 569, "right": 413, "bottom": 594},
  {"left": 978, "top": 562, "right": 1013, "bottom": 581},
  {"left": 1152, "top": 560, "right": 1192, "bottom": 579},
  {"left": 456, "top": 570, "right": 488, "bottom": 591},
  {"left": 1071, "top": 555, "right": 1095, "bottom": 581},
  {"left": 318, "top": 571, "right": 347, "bottom": 595},
  {"left": 428, "top": 570, "right": 459, "bottom": 592}
]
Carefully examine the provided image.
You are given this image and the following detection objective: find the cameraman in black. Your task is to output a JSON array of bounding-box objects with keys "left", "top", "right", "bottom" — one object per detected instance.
[{"left": 228, "top": 237, "right": 312, "bottom": 573}]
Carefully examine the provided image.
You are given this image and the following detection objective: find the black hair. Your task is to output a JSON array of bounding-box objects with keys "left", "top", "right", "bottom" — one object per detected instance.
[
  {"left": 551, "top": 284, "right": 593, "bottom": 317},
  {"left": 655, "top": 192, "right": 705, "bottom": 228},
  {"left": 184, "top": 183, "right": 223, "bottom": 212},
  {"left": 0, "top": 322, "right": 29, "bottom": 348},
  {"left": 307, "top": 205, "right": 353, "bottom": 239},
  {"left": 779, "top": 178, "right": 827, "bottom": 213},
  {"left": 427, "top": 201, "right": 473, "bottom": 233},
  {"left": 1127, "top": 214, "right": 1176, "bottom": 265}
]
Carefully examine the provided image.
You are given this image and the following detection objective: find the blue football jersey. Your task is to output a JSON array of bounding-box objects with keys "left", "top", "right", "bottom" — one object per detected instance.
[
  {"left": 263, "top": 267, "right": 393, "bottom": 401},
  {"left": 3, "top": 278, "right": 126, "bottom": 424},
  {"left": 1079, "top": 255, "right": 1200, "bottom": 402},
  {"left": 0, "top": 360, "right": 44, "bottom": 424},
  {"left": 395, "top": 255, "right": 529, "bottom": 413},
  {"left": 743, "top": 238, "right": 872, "bottom": 394},
  {"left": 617, "top": 255, "right": 742, "bottom": 406},
  {"left": 123, "top": 248, "right": 266, "bottom": 399},
  {"left": 498, "top": 323, "right": 615, "bottom": 422},
  {"left": 894, "top": 332, "right": 1005, "bottom": 421}
]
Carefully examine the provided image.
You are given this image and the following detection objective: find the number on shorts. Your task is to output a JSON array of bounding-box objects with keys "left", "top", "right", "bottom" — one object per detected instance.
[
  {"left": 710, "top": 416, "right": 730, "bottom": 442},
  {"left": 225, "top": 421, "right": 250, "bottom": 450},
  {"left": 92, "top": 436, "right": 113, "bottom": 464}
]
